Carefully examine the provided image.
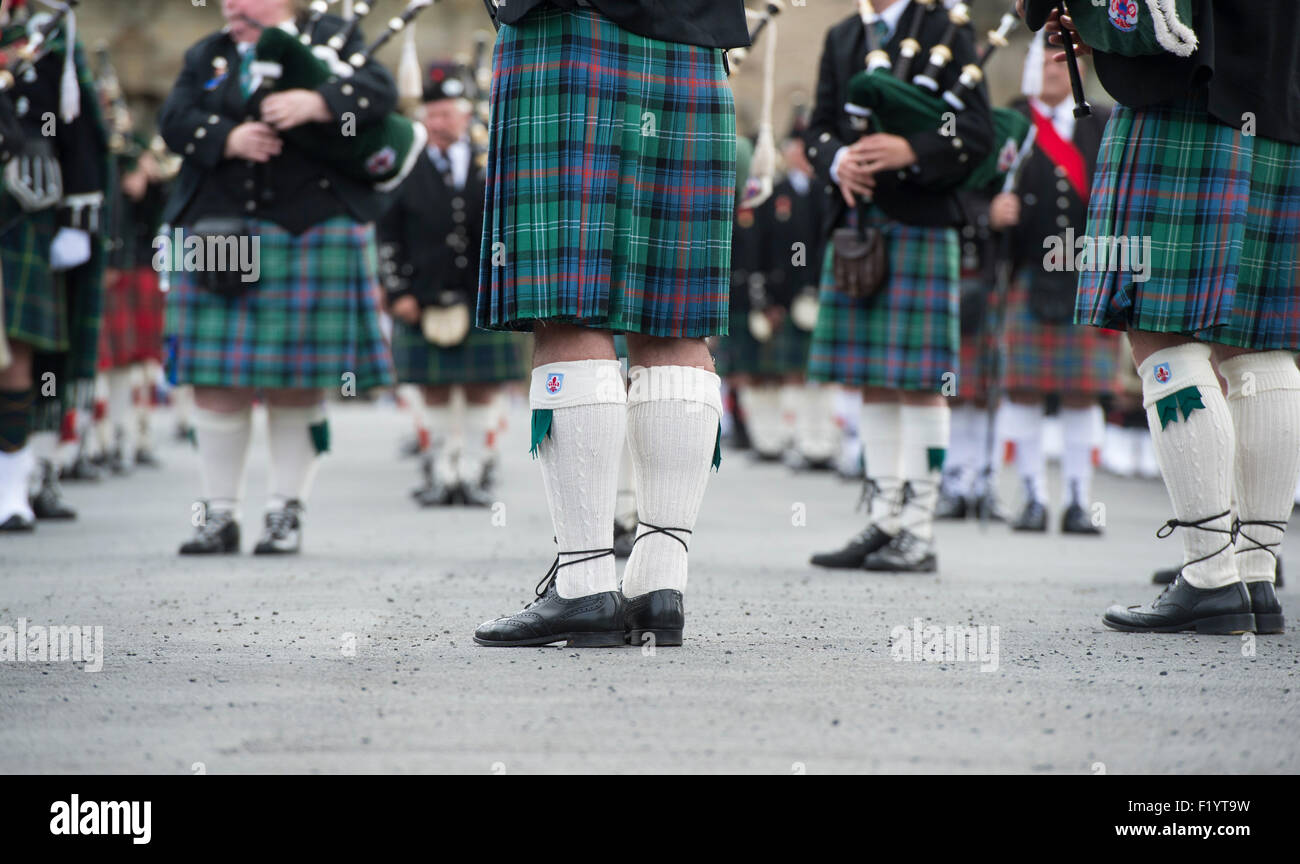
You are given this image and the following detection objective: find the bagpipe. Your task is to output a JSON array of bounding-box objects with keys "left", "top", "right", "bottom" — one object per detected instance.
[
  {"left": 245, "top": 0, "right": 440, "bottom": 192},
  {"left": 845, "top": 0, "right": 1029, "bottom": 193},
  {"left": 1025, "top": 0, "right": 1196, "bottom": 58},
  {"left": 732, "top": 1, "right": 784, "bottom": 212},
  {"left": 0, "top": 0, "right": 80, "bottom": 214}
]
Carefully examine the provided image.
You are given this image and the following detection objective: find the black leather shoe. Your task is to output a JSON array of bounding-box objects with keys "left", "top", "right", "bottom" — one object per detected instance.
[
  {"left": 1103, "top": 577, "right": 1255, "bottom": 634},
  {"left": 474, "top": 561, "right": 625, "bottom": 648},
  {"left": 1061, "top": 502, "right": 1101, "bottom": 535},
  {"left": 811, "top": 524, "right": 894, "bottom": 569},
  {"left": 0, "top": 512, "right": 35, "bottom": 532},
  {"left": 935, "top": 491, "right": 968, "bottom": 520},
  {"left": 179, "top": 509, "right": 240, "bottom": 555},
  {"left": 863, "top": 529, "right": 937, "bottom": 573},
  {"left": 613, "top": 520, "right": 636, "bottom": 559},
  {"left": 1247, "top": 581, "right": 1286, "bottom": 634},
  {"left": 253, "top": 500, "right": 303, "bottom": 555},
  {"left": 972, "top": 493, "right": 1006, "bottom": 522},
  {"left": 1155, "top": 558, "right": 1284, "bottom": 588},
  {"left": 60, "top": 454, "right": 102, "bottom": 482},
  {"left": 30, "top": 460, "right": 76, "bottom": 520},
  {"left": 625, "top": 589, "right": 684, "bottom": 647},
  {"left": 1011, "top": 500, "right": 1048, "bottom": 532}
]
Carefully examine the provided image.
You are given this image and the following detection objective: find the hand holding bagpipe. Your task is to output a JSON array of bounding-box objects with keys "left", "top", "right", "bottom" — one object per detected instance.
[{"left": 1018, "top": 0, "right": 1092, "bottom": 116}]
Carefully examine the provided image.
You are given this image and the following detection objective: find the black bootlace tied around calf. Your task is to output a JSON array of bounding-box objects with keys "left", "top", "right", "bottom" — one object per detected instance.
[
  {"left": 1233, "top": 517, "right": 1288, "bottom": 563},
  {"left": 533, "top": 546, "right": 616, "bottom": 602},
  {"left": 631, "top": 522, "right": 692, "bottom": 553},
  {"left": 1155, "top": 509, "right": 1234, "bottom": 576}
]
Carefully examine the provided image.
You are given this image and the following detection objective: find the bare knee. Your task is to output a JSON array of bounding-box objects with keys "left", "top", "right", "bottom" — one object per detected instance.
[
  {"left": 625, "top": 334, "right": 713, "bottom": 371},
  {"left": 532, "top": 323, "right": 616, "bottom": 367},
  {"left": 194, "top": 387, "right": 255, "bottom": 412},
  {"left": 264, "top": 388, "right": 325, "bottom": 408}
]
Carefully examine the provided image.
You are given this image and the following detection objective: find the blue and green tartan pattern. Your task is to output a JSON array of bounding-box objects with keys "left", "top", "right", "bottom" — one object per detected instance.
[
  {"left": 391, "top": 321, "right": 527, "bottom": 386},
  {"left": 477, "top": 7, "right": 736, "bottom": 339},
  {"left": 1076, "top": 96, "right": 1300, "bottom": 351},
  {"left": 807, "top": 220, "right": 961, "bottom": 392},
  {"left": 165, "top": 217, "right": 393, "bottom": 391}
]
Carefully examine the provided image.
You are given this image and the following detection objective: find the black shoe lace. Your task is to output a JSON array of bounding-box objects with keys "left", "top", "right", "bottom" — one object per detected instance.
[
  {"left": 264, "top": 505, "right": 299, "bottom": 540},
  {"left": 1155, "top": 509, "right": 1234, "bottom": 577},
  {"left": 631, "top": 522, "right": 692, "bottom": 553},
  {"left": 1233, "top": 517, "right": 1287, "bottom": 563},
  {"left": 531, "top": 545, "right": 616, "bottom": 606}
]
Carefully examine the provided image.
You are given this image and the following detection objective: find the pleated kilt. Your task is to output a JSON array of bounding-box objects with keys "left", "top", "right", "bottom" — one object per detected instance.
[
  {"left": 956, "top": 273, "right": 997, "bottom": 401},
  {"left": 391, "top": 321, "right": 526, "bottom": 386},
  {"left": 1004, "top": 273, "right": 1119, "bottom": 396},
  {"left": 1076, "top": 95, "right": 1300, "bottom": 350},
  {"left": 1, "top": 209, "right": 63, "bottom": 351},
  {"left": 98, "top": 267, "right": 164, "bottom": 369},
  {"left": 714, "top": 310, "right": 811, "bottom": 378},
  {"left": 165, "top": 217, "right": 393, "bottom": 391},
  {"left": 807, "top": 220, "right": 960, "bottom": 392},
  {"left": 477, "top": 6, "right": 736, "bottom": 339}
]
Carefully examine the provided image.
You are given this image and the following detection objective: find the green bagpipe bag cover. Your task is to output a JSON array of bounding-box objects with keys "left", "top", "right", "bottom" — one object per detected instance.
[
  {"left": 1067, "top": 0, "right": 1198, "bottom": 58},
  {"left": 255, "top": 27, "right": 425, "bottom": 190},
  {"left": 962, "top": 108, "right": 1032, "bottom": 192},
  {"left": 846, "top": 68, "right": 951, "bottom": 139}
]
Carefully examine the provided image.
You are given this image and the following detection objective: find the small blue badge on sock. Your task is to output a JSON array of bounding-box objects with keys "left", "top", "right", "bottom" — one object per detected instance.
[
  {"left": 544, "top": 373, "right": 564, "bottom": 395},
  {"left": 1153, "top": 362, "right": 1171, "bottom": 384}
]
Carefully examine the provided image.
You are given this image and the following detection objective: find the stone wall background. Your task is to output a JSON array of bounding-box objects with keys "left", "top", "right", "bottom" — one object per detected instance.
[{"left": 80, "top": 0, "right": 1108, "bottom": 136}]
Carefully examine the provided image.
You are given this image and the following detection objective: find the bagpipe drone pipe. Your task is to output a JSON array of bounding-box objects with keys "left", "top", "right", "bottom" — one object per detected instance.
[
  {"left": 730, "top": 1, "right": 784, "bottom": 211},
  {"left": 245, "top": 0, "right": 440, "bottom": 192},
  {"left": 845, "top": 1, "right": 1030, "bottom": 194}
]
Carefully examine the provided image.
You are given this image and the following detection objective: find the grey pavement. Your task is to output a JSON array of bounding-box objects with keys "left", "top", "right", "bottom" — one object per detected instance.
[{"left": 1, "top": 401, "right": 1296, "bottom": 774}]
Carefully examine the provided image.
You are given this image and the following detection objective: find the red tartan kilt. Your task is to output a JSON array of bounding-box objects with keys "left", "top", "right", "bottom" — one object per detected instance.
[
  {"left": 1002, "top": 277, "right": 1121, "bottom": 396},
  {"left": 98, "top": 267, "right": 165, "bottom": 369}
]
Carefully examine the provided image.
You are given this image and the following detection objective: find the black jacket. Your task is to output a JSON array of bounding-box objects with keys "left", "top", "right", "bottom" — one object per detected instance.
[
  {"left": 160, "top": 14, "right": 397, "bottom": 233},
  {"left": 1008, "top": 98, "right": 1109, "bottom": 278},
  {"left": 804, "top": 3, "right": 993, "bottom": 235},
  {"left": 1072, "top": 0, "right": 1300, "bottom": 145},
  {"left": 489, "top": 0, "right": 750, "bottom": 50},
  {"left": 377, "top": 145, "right": 485, "bottom": 308},
  {"left": 765, "top": 174, "right": 826, "bottom": 309}
]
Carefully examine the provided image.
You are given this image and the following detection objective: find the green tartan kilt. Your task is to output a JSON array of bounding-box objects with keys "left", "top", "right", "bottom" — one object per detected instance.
[
  {"left": 477, "top": 6, "right": 736, "bottom": 339},
  {"left": 1, "top": 209, "right": 63, "bottom": 351},
  {"left": 165, "top": 217, "right": 394, "bottom": 391},
  {"left": 391, "top": 321, "right": 527, "bottom": 385},
  {"left": 1076, "top": 95, "right": 1300, "bottom": 350},
  {"left": 714, "top": 310, "right": 811, "bottom": 378},
  {"left": 807, "top": 218, "right": 960, "bottom": 393}
]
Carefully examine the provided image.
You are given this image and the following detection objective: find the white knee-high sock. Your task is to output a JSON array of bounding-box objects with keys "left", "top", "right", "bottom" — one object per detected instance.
[
  {"left": 860, "top": 400, "right": 903, "bottom": 533},
  {"left": 194, "top": 406, "right": 253, "bottom": 517},
  {"left": 106, "top": 368, "right": 134, "bottom": 455},
  {"left": 796, "top": 382, "right": 838, "bottom": 463},
  {"left": 459, "top": 401, "right": 496, "bottom": 485},
  {"left": 1003, "top": 401, "right": 1046, "bottom": 504},
  {"left": 1060, "top": 405, "right": 1100, "bottom": 509},
  {"left": 1140, "top": 343, "right": 1237, "bottom": 589},
  {"left": 943, "top": 403, "right": 976, "bottom": 496},
  {"left": 267, "top": 404, "right": 327, "bottom": 508},
  {"left": 900, "top": 403, "right": 950, "bottom": 542},
  {"left": 425, "top": 401, "right": 457, "bottom": 485},
  {"left": 622, "top": 365, "right": 722, "bottom": 598},
  {"left": 1219, "top": 351, "right": 1300, "bottom": 584},
  {"left": 616, "top": 436, "right": 637, "bottom": 527},
  {"left": 738, "top": 385, "right": 783, "bottom": 457},
  {"left": 532, "top": 360, "right": 626, "bottom": 598}
]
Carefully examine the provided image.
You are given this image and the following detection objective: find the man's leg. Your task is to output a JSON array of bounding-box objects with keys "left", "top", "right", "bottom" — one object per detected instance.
[
  {"left": 458, "top": 383, "right": 503, "bottom": 505},
  {"left": 181, "top": 386, "right": 254, "bottom": 555},
  {"left": 0, "top": 340, "right": 36, "bottom": 530},
  {"left": 1102, "top": 334, "right": 1252, "bottom": 633},
  {"left": 418, "top": 384, "right": 457, "bottom": 506},
  {"left": 474, "top": 323, "right": 625, "bottom": 647},
  {"left": 1002, "top": 393, "right": 1048, "bottom": 532},
  {"left": 864, "top": 389, "right": 947, "bottom": 572},
  {"left": 256, "top": 388, "right": 328, "bottom": 555},
  {"left": 1059, "top": 394, "right": 1102, "bottom": 535},
  {"left": 1217, "top": 346, "right": 1300, "bottom": 633}
]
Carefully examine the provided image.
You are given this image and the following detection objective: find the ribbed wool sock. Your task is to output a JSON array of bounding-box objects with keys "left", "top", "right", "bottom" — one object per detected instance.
[
  {"left": 194, "top": 405, "right": 253, "bottom": 518},
  {"left": 266, "top": 403, "right": 327, "bottom": 508},
  {"left": 796, "top": 382, "right": 838, "bottom": 463},
  {"left": 621, "top": 365, "right": 722, "bottom": 598},
  {"left": 1140, "top": 343, "right": 1237, "bottom": 589},
  {"left": 900, "top": 403, "right": 950, "bottom": 542},
  {"left": 425, "top": 401, "right": 458, "bottom": 486},
  {"left": 1003, "top": 401, "right": 1046, "bottom": 504},
  {"left": 860, "top": 400, "right": 903, "bottom": 533},
  {"left": 1219, "top": 351, "right": 1300, "bottom": 584},
  {"left": 943, "top": 403, "right": 977, "bottom": 497},
  {"left": 738, "top": 385, "right": 784, "bottom": 457},
  {"left": 106, "top": 367, "right": 135, "bottom": 457},
  {"left": 1060, "top": 404, "right": 1100, "bottom": 509},
  {"left": 616, "top": 436, "right": 637, "bottom": 528},
  {"left": 531, "top": 359, "right": 626, "bottom": 598},
  {"left": 459, "top": 400, "right": 496, "bottom": 487}
]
